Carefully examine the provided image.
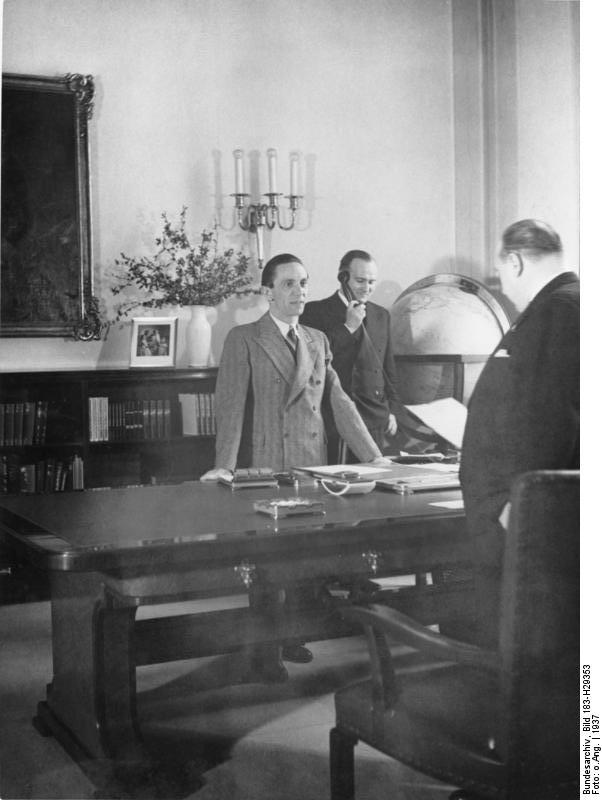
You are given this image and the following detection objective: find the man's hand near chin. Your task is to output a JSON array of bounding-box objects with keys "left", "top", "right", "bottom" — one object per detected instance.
[{"left": 200, "top": 467, "right": 232, "bottom": 482}]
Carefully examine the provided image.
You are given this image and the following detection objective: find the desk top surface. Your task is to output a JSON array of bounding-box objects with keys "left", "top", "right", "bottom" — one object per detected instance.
[{"left": 0, "top": 480, "right": 464, "bottom": 571}]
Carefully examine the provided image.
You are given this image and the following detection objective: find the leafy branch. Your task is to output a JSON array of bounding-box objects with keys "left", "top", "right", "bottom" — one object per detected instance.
[{"left": 111, "top": 208, "right": 255, "bottom": 320}]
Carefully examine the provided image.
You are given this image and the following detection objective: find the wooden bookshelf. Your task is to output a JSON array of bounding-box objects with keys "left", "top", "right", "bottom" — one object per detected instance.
[
  {"left": 0, "top": 368, "right": 218, "bottom": 494},
  {"left": 0, "top": 368, "right": 219, "bottom": 602}
]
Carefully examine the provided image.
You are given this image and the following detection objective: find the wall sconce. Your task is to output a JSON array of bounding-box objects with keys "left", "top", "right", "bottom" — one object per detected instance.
[{"left": 231, "top": 148, "right": 303, "bottom": 267}]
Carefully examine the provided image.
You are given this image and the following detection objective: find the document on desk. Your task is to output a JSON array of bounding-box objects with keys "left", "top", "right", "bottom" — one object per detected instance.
[
  {"left": 429, "top": 498, "right": 464, "bottom": 509},
  {"left": 294, "top": 464, "right": 385, "bottom": 478},
  {"left": 295, "top": 462, "right": 461, "bottom": 493},
  {"left": 404, "top": 397, "right": 467, "bottom": 450}
]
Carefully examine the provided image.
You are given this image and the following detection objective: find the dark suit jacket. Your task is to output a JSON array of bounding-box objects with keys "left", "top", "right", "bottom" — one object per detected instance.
[
  {"left": 460, "top": 271, "right": 579, "bottom": 627},
  {"left": 300, "top": 292, "right": 402, "bottom": 432},
  {"left": 214, "top": 312, "right": 381, "bottom": 472}
]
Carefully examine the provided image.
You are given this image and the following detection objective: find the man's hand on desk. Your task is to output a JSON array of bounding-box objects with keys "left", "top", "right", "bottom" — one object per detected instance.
[
  {"left": 370, "top": 456, "right": 395, "bottom": 466},
  {"left": 200, "top": 467, "right": 233, "bottom": 482}
]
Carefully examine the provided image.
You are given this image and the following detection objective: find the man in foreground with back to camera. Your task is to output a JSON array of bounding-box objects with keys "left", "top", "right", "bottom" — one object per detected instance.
[
  {"left": 300, "top": 249, "right": 402, "bottom": 462},
  {"left": 460, "top": 219, "right": 579, "bottom": 648},
  {"left": 201, "top": 253, "right": 390, "bottom": 680}
]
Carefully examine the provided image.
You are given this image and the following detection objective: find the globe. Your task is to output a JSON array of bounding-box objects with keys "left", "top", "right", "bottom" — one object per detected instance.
[{"left": 387, "top": 273, "right": 510, "bottom": 451}]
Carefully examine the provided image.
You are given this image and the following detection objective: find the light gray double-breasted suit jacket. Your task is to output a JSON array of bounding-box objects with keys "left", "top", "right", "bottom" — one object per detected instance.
[{"left": 214, "top": 312, "right": 381, "bottom": 471}]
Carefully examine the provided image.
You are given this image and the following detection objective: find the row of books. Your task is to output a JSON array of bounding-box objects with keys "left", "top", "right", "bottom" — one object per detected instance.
[
  {"left": 179, "top": 393, "right": 217, "bottom": 436},
  {"left": 89, "top": 397, "right": 172, "bottom": 442},
  {"left": 0, "top": 401, "right": 49, "bottom": 447},
  {"left": 0, "top": 454, "right": 84, "bottom": 494}
]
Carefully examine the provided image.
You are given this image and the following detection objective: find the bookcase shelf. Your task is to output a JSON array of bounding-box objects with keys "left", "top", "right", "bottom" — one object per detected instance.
[{"left": 0, "top": 368, "right": 218, "bottom": 494}]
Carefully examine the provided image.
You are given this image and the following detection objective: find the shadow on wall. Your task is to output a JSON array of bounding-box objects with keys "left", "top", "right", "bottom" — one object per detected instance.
[
  {"left": 371, "top": 280, "right": 404, "bottom": 309},
  {"left": 210, "top": 293, "right": 266, "bottom": 364}
]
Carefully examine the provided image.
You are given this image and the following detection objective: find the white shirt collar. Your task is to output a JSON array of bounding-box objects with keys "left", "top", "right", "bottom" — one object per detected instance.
[
  {"left": 270, "top": 312, "right": 299, "bottom": 338},
  {"left": 337, "top": 290, "right": 350, "bottom": 307}
]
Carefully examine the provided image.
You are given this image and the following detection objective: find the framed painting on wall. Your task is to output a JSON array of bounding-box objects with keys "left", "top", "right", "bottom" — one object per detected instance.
[{"left": 1, "top": 72, "right": 100, "bottom": 339}]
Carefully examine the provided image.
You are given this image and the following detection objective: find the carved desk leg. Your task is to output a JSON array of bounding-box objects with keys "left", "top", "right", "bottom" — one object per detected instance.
[{"left": 34, "top": 571, "right": 148, "bottom": 776}]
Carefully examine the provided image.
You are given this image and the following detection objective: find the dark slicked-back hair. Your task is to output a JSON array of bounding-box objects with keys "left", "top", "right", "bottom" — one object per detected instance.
[
  {"left": 338, "top": 249, "right": 374, "bottom": 281},
  {"left": 500, "top": 219, "right": 563, "bottom": 260},
  {"left": 261, "top": 253, "right": 304, "bottom": 287}
]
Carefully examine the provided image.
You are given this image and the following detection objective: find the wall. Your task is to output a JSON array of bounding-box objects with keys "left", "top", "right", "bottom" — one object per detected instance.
[
  {"left": 1, "top": 0, "right": 578, "bottom": 371},
  {"left": 485, "top": 0, "right": 579, "bottom": 268}
]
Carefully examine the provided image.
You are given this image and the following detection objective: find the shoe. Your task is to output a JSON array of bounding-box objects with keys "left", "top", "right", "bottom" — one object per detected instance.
[
  {"left": 243, "top": 659, "right": 289, "bottom": 684},
  {"left": 281, "top": 644, "right": 313, "bottom": 664}
]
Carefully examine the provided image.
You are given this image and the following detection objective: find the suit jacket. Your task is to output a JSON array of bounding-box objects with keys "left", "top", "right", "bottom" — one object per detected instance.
[
  {"left": 460, "top": 271, "right": 580, "bottom": 557},
  {"left": 214, "top": 312, "right": 381, "bottom": 471},
  {"left": 300, "top": 292, "right": 402, "bottom": 430}
]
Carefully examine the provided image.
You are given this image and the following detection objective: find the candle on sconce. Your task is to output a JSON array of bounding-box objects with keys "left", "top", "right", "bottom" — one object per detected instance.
[
  {"left": 289, "top": 152, "right": 300, "bottom": 196},
  {"left": 267, "top": 148, "right": 278, "bottom": 194},
  {"left": 233, "top": 149, "right": 244, "bottom": 194}
]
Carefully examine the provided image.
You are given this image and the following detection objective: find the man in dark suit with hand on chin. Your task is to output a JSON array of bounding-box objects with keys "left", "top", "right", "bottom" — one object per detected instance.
[{"left": 300, "top": 250, "right": 402, "bottom": 462}]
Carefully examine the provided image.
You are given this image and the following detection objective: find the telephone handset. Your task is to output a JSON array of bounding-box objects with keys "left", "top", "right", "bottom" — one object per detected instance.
[{"left": 339, "top": 271, "right": 361, "bottom": 307}]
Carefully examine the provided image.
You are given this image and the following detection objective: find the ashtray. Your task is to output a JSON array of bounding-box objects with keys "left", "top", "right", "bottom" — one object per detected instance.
[{"left": 253, "top": 498, "right": 326, "bottom": 519}]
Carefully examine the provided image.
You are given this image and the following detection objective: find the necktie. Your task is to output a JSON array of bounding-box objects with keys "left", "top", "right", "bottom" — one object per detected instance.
[{"left": 286, "top": 326, "right": 298, "bottom": 361}]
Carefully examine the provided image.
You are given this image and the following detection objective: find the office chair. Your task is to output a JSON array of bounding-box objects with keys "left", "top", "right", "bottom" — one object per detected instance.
[{"left": 330, "top": 470, "right": 579, "bottom": 800}]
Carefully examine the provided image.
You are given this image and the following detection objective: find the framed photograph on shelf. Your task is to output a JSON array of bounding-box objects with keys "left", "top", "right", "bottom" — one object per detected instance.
[{"left": 130, "top": 317, "right": 177, "bottom": 368}]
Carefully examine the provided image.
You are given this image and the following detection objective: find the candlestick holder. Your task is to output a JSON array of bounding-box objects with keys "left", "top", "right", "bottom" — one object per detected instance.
[{"left": 232, "top": 191, "right": 304, "bottom": 267}]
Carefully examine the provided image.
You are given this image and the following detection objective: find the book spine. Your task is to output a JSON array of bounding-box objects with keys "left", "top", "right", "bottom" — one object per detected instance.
[
  {"left": 101, "top": 397, "right": 109, "bottom": 442},
  {"left": 12, "top": 402, "right": 23, "bottom": 446},
  {"left": 22, "top": 401, "right": 35, "bottom": 446},
  {"left": 0, "top": 455, "right": 8, "bottom": 493},
  {"left": 38, "top": 401, "right": 48, "bottom": 445},
  {"left": 89, "top": 397, "right": 97, "bottom": 442},
  {"left": 44, "top": 458, "right": 56, "bottom": 493},
  {"left": 209, "top": 393, "right": 216, "bottom": 435},
  {"left": 72, "top": 454, "right": 84, "bottom": 490},
  {"left": 5, "top": 403, "right": 15, "bottom": 447},
  {"left": 20, "top": 463, "right": 36, "bottom": 494},
  {"left": 164, "top": 399, "right": 171, "bottom": 439}
]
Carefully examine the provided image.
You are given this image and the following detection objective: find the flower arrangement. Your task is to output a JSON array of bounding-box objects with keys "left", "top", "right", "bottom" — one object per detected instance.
[{"left": 111, "top": 207, "right": 254, "bottom": 320}]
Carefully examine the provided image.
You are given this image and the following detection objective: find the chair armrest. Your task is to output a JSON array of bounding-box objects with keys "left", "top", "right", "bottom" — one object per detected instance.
[{"left": 341, "top": 603, "right": 497, "bottom": 672}]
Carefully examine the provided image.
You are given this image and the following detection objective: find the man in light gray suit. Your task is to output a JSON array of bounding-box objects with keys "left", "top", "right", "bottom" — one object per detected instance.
[
  {"left": 202, "top": 253, "right": 387, "bottom": 475},
  {"left": 202, "top": 253, "right": 389, "bottom": 680}
]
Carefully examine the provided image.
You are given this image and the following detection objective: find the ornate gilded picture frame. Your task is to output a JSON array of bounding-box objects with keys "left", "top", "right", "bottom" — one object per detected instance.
[{"left": 1, "top": 72, "right": 100, "bottom": 339}]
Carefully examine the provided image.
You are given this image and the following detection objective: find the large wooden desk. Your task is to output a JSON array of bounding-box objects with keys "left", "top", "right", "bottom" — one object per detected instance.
[{"left": 0, "top": 480, "right": 468, "bottom": 785}]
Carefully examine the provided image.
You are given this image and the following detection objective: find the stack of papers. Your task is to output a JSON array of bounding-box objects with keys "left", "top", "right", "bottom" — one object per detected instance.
[{"left": 374, "top": 463, "right": 460, "bottom": 493}]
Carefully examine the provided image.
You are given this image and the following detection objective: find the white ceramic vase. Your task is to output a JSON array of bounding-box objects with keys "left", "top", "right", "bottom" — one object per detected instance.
[{"left": 186, "top": 305, "right": 212, "bottom": 367}]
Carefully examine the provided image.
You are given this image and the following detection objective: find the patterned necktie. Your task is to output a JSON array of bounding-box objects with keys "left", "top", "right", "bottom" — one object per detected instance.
[{"left": 286, "top": 326, "right": 298, "bottom": 361}]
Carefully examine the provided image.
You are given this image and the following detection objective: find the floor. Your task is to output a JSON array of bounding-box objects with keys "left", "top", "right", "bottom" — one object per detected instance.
[{"left": 0, "top": 599, "right": 455, "bottom": 800}]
